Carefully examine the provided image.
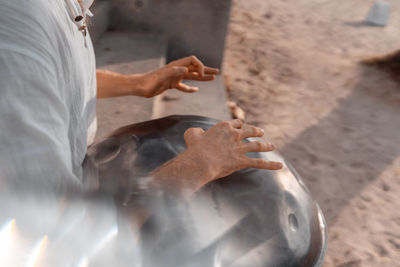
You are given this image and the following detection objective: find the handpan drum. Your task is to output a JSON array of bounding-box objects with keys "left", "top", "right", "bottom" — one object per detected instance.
[{"left": 87, "top": 115, "right": 327, "bottom": 267}]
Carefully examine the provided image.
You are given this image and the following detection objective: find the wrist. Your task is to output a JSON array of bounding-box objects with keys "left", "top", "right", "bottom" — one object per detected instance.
[
  {"left": 182, "top": 148, "right": 216, "bottom": 184},
  {"left": 122, "top": 73, "right": 148, "bottom": 97},
  {"left": 151, "top": 147, "right": 217, "bottom": 198}
]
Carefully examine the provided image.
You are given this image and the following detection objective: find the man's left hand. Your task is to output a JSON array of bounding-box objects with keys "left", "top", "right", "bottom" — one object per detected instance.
[{"left": 139, "top": 56, "right": 219, "bottom": 98}]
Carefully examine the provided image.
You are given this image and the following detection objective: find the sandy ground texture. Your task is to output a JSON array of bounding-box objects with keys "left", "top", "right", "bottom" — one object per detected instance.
[{"left": 223, "top": 0, "right": 400, "bottom": 266}]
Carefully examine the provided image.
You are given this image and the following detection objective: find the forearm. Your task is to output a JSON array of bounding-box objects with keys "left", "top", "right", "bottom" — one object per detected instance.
[
  {"left": 151, "top": 149, "right": 215, "bottom": 198},
  {"left": 121, "top": 150, "right": 214, "bottom": 232},
  {"left": 96, "top": 69, "right": 146, "bottom": 98}
]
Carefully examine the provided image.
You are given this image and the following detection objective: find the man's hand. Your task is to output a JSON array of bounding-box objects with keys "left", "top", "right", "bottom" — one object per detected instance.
[
  {"left": 152, "top": 120, "right": 283, "bottom": 197},
  {"left": 96, "top": 56, "right": 218, "bottom": 99},
  {"left": 184, "top": 119, "right": 283, "bottom": 181},
  {"left": 139, "top": 56, "right": 219, "bottom": 98}
]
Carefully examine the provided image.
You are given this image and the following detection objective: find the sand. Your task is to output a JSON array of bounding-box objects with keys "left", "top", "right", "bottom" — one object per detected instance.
[{"left": 223, "top": 0, "right": 400, "bottom": 266}]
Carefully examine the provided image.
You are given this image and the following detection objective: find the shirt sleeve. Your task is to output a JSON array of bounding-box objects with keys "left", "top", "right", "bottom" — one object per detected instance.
[{"left": 0, "top": 1, "right": 82, "bottom": 194}]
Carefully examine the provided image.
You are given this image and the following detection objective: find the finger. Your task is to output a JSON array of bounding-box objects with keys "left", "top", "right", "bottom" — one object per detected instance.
[
  {"left": 188, "top": 66, "right": 219, "bottom": 75},
  {"left": 245, "top": 158, "right": 283, "bottom": 170},
  {"left": 190, "top": 56, "right": 205, "bottom": 77},
  {"left": 187, "top": 65, "right": 199, "bottom": 72},
  {"left": 184, "top": 73, "right": 215, "bottom": 81},
  {"left": 204, "top": 66, "right": 219, "bottom": 75},
  {"left": 176, "top": 82, "right": 199, "bottom": 93},
  {"left": 170, "top": 56, "right": 205, "bottom": 77},
  {"left": 230, "top": 119, "right": 243, "bottom": 129},
  {"left": 240, "top": 125, "right": 264, "bottom": 139},
  {"left": 240, "top": 141, "right": 275, "bottom": 153}
]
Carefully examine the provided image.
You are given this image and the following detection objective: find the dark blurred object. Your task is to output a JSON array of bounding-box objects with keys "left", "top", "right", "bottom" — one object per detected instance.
[
  {"left": 108, "top": 0, "right": 232, "bottom": 68},
  {"left": 362, "top": 50, "right": 400, "bottom": 82},
  {"left": 88, "top": 115, "right": 327, "bottom": 267}
]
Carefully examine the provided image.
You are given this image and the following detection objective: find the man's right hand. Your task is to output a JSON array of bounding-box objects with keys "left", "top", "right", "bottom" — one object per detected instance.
[
  {"left": 152, "top": 119, "right": 283, "bottom": 197},
  {"left": 183, "top": 119, "right": 283, "bottom": 184}
]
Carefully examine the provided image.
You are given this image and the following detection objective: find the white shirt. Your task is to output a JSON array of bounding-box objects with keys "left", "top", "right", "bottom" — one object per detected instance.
[{"left": 0, "top": 0, "right": 97, "bottom": 193}]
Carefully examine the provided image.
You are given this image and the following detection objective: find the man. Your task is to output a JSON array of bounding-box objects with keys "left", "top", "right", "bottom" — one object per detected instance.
[{"left": 0, "top": 0, "right": 282, "bottom": 196}]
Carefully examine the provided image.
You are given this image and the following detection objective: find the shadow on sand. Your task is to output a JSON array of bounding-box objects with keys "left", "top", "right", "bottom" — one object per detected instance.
[{"left": 279, "top": 65, "right": 400, "bottom": 225}]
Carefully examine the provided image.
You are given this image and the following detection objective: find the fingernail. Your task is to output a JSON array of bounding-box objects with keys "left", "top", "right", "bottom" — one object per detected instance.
[
  {"left": 268, "top": 143, "right": 275, "bottom": 149},
  {"left": 274, "top": 162, "right": 283, "bottom": 169}
]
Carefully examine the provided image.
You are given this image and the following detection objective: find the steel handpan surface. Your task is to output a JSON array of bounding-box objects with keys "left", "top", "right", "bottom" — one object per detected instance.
[{"left": 87, "top": 115, "right": 327, "bottom": 267}]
